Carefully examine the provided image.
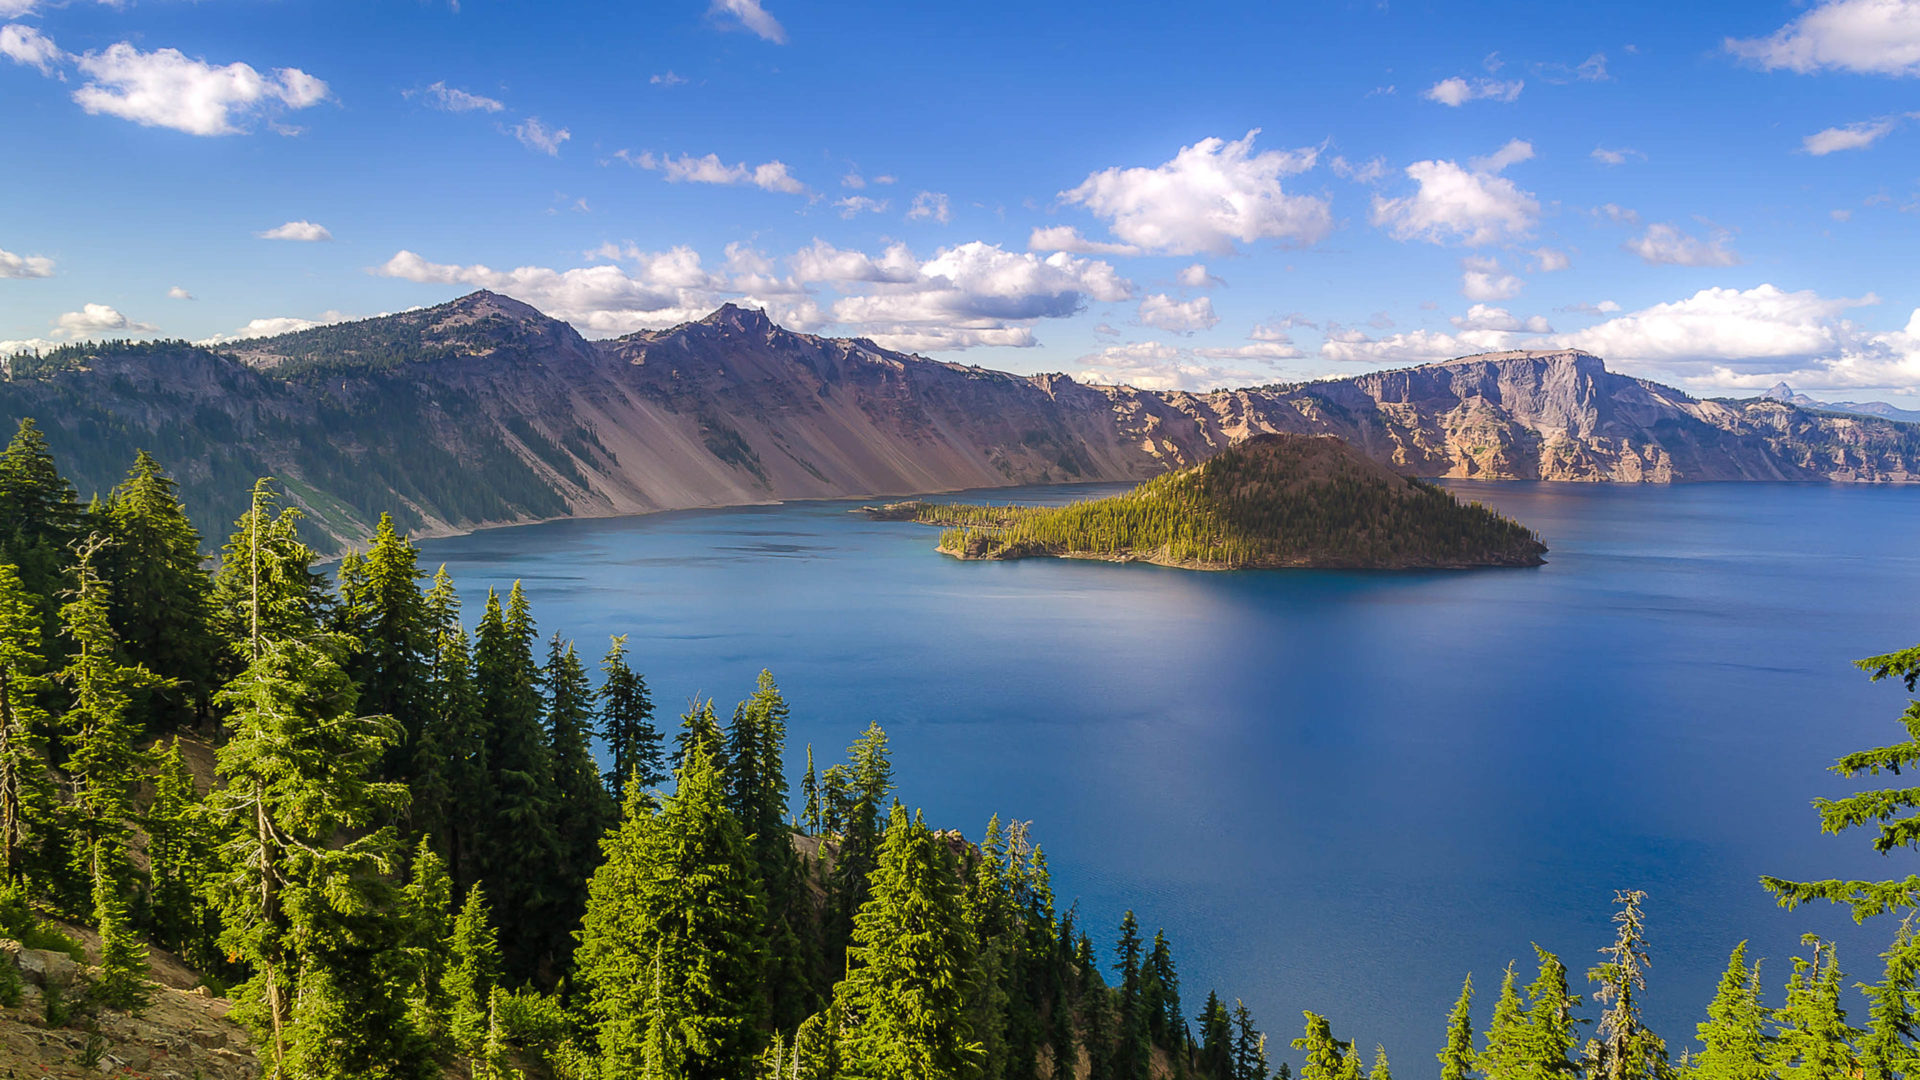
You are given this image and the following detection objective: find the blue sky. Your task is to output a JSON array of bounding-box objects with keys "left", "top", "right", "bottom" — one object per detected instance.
[{"left": 4, "top": 0, "right": 1920, "bottom": 402}]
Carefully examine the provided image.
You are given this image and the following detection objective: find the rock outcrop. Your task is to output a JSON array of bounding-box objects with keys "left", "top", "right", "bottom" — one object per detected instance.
[{"left": 3, "top": 295, "right": 1915, "bottom": 550}]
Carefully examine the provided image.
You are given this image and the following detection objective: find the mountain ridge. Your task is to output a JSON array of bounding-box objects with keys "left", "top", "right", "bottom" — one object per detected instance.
[{"left": 3, "top": 291, "right": 1916, "bottom": 550}]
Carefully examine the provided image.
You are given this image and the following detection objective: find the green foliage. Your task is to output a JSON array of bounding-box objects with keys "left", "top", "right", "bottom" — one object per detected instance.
[
  {"left": 1688, "top": 942, "right": 1769, "bottom": 1080},
  {"left": 911, "top": 434, "right": 1544, "bottom": 569},
  {"left": 446, "top": 884, "right": 503, "bottom": 1066},
  {"left": 146, "top": 738, "right": 220, "bottom": 971},
  {"left": 209, "top": 479, "right": 329, "bottom": 671},
  {"left": 599, "top": 634, "right": 663, "bottom": 798},
  {"left": 424, "top": 566, "right": 485, "bottom": 889},
  {"left": 0, "top": 418, "right": 81, "bottom": 636},
  {"left": 0, "top": 562, "right": 54, "bottom": 891},
  {"left": 1586, "top": 891, "right": 1672, "bottom": 1080},
  {"left": 90, "top": 833, "right": 148, "bottom": 1012},
  {"left": 98, "top": 450, "right": 215, "bottom": 729},
  {"left": 1294, "top": 1012, "right": 1351, "bottom": 1080},
  {"left": 1441, "top": 975, "right": 1476, "bottom": 1080},
  {"left": 545, "top": 633, "right": 614, "bottom": 974}
]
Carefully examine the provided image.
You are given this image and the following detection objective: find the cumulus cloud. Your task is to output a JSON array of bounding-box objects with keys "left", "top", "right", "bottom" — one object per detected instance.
[
  {"left": 0, "top": 246, "right": 55, "bottom": 279},
  {"left": 54, "top": 303, "right": 156, "bottom": 338},
  {"left": 1452, "top": 303, "right": 1552, "bottom": 333},
  {"left": 827, "top": 241, "right": 1134, "bottom": 350},
  {"left": 1423, "top": 76, "right": 1524, "bottom": 106},
  {"left": 1319, "top": 327, "right": 1502, "bottom": 366},
  {"left": 1373, "top": 140, "right": 1538, "bottom": 246},
  {"left": 650, "top": 71, "right": 687, "bottom": 86},
  {"left": 834, "top": 195, "right": 889, "bottom": 217},
  {"left": 789, "top": 240, "right": 919, "bottom": 284},
  {"left": 1177, "top": 263, "right": 1223, "bottom": 288},
  {"left": 418, "top": 81, "right": 503, "bottom": 113},
  {"left": 1625, "top": 222, "right": 1739, "bottom": 266},
  {"left": 1137, "top": 294, "right": 1219, "bottom": 333},
  {"left": 1460, "top": 255, "right": 1522, "bottom": 301},
  {"left": 1331, "top": 155, "right": 1387, "bottom": 183},
  {"left": 626, "top": 151, "right": 806, "bottom": 193},
  {"left": 1072, "top": 341, "right": 1273, "bottom": 391},
  {"left": 1, "top": 23, "right": 62, "bottom": 75},
  {"left": 1027, "top": 225, "right": 1141, "bottom": 256},
  {"left": 68, "top": 41, "right": 328, "bottom": 136},
  {"left": 1727, "top": 0, "right": 1920, "bottom": 76},
  {"left": 906, "top": 191, "right": 951, "bottom": 223},
  {"left": 1802, "top": 115, "right": 1912, "bottom": 154},
  {"left": 167, "top": 286, "right": 194, "bottom": 300},
  {"left": 197, "top": 310, "right": 356, "bottom": 344},
  {"left": 1059, "top": 129, "right": 1331, "bottom": 255},
  {"left": 375, "top": 248, "right": 724, "bottom": 336},
  {"left": 710, "top": 0, "right": 786, "bottom": 43},
  {"left": 1591, "top": 146, "right": 1645, "bottom": 166},
  {"left": 258, "top": 220, "right": 332, "bottom": 242},
  {"left": 1531, "top": 247, "right": 1571, "bottom": 272},
  {"left": 513, "top": 117, "right": 569, "bottom": 156}
]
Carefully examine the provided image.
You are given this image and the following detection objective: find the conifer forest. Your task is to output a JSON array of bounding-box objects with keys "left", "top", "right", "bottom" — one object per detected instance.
[{"left": 3, "top": 411, "right": 1920, "bottom": 1080}]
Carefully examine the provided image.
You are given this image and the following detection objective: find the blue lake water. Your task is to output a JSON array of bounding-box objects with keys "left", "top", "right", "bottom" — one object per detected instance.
[{"left": 419, "top": 480, "right": 1920, "bottom": 1069}]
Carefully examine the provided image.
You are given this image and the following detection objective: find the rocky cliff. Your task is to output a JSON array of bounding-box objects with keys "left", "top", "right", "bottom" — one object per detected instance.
[{"left": 3, "top": 292, "right": 1915, "bottom": 549}]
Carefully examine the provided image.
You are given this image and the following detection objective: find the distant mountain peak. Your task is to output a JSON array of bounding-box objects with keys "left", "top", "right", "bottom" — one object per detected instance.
[
  {"left": 698, "top": 302, "right": 775, "bottom": 333},
  {"left": 438, "top": 289, "right": 556, "bottom": 326},
  {"left": 1765, "top": 381, "right": 1796, "bottom": 401}
]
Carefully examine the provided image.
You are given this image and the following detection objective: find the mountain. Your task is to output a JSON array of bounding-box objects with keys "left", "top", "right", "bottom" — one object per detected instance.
[
  {"left": 1763, "top": 381, "right": 1920, "bottom": 425},
  {"left": 3, "top": 291, "right": 1916, "bottom": 551},
  {"left": 876, "top": 432, "right": 1548, "bottom": 569}
]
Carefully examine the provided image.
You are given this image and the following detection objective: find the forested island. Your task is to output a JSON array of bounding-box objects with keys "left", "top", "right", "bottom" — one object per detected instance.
[
  {"left": 866, "top": 434, "right": 1548, "bottom": 570},
  {"left": 0, "top": 413, "right": 1915, "bottom": 1080}
]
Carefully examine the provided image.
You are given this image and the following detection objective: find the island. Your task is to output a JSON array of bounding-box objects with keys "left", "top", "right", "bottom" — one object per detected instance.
[{"left": 860, "top": 433, "right": 1548, "bottom": 570}]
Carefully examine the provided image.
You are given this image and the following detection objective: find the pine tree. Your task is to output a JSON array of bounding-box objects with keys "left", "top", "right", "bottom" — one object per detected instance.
[
  {"left": 400, "top": 840, "right": 455, "bottom": 1059},
  {"left": 147, "top": 738, "right": 218, "bottom": 969},
  {"left": 1586, "top": 891, "right": 1672, "bottom": 1080},
  {"left": 802, "top": 745, "right": 821, "bottom": 836},
  {"left": 545, "top": 633, "right": 614, "bottom": 973},
  {"left": 1371, "top": 1045, "right": 1392, "bottom": 1080},
  {"left": 0, "top": 418, "right": 81, "bottom": 633},
  {"left": 1520, "top": 946, "right": 1582, "bottom": 1080},
  {"left": 1768, "top": 936, "right": 1857, "bottom": 1080},
  {"left": 1143, "top": 929, "right": 1184, "bottom": 1053},
  {"left": 1113, "top": 911, "right": 1151, "bottom": 1080},
  {"left": 91, "top": 832, "right": 149, "bottom": 1011},
  {"left": 445, "top": 884, "right": 502, "bottom": 1068},
  {"left": 725, "top": 670, "right": 815, "bottom": 1029},
  {"left": 1481, "top": 964, "right": 1528, "bottom": 1080},
  {"left": 99, "top": 450, "right": 215, "bottom": 730},
  {"left": 1293, "top": 1012, "right": 1348, "bottom": 1080},
  {"left": 578, "top": 743, "right": 766, "bottom": 1080},
  {"left": 1440, "top": 975, "right": 1475, "bottom": 1080},
  {"left": 677, "top": 697, "right": 726, "bottom": 774},
  {"left": 1200, "top": 991, "right": 1235, "bottom": 1079},
  {"left": 599, "top": 634, "right": 663, "bottom": 799},
  {"left": 423, "top": 566, "right": 483, "bottom": 887},
  {"left": 209, "top": 479, "right": 328, "bottom": 675},
  {"left": 473, "top": 582, "right": 560, "bottom": 984},
  {"left": 1234, "top": 1001, "right": 1270, "bottom": 1080},
  {"left": 832, "top": 806, "right": 982, "bottom": 1080},
  {"left": 0, "top": 563, "right": 52, "bottom": 890},
  {"left": 1689, "top": 942, "right": 1769, "bottom": 1080},
  {"left": 337, "top": 514, "right": 431, "bottom": 790},
  {"left": 1860, "top": 920, "right": 1920, "bottom": 1080}
]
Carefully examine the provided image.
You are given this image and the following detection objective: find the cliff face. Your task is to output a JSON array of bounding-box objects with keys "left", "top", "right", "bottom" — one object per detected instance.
[{"left": 4, "top": 293, "right": 1915, "bottom": 549}]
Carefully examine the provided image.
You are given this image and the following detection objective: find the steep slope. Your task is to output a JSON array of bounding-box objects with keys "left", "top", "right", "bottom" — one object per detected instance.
[
  {"left": 880, "top": 433, "right": 1548, "bottom": 569},
  {"left": 1, "top": 293, "right": 1914, "bottom": 550},
  {"left": 1764, "top": 381, "right": 1920, "bottom": 425}
]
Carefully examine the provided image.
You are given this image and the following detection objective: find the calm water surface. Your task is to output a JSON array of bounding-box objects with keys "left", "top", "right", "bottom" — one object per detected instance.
[{"left": 420, "top": 481, "right": 1920, "bottom": 1068}]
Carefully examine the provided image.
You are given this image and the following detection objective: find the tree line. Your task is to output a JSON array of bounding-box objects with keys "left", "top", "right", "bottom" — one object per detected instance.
[{"left": 3, "top": 411, "right": 1919, "bottom": 1080}]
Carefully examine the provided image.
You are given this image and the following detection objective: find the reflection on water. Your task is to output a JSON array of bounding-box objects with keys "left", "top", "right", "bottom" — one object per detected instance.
[{"left": 419, "top": 480, "right": 1920, "bottom": 1064}]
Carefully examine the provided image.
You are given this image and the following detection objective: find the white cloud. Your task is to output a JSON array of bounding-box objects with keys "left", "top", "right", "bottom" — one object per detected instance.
[
  {"left": 258, "top": 220, "right": 332, "bottom": 242},
  {"left": 419, "top": 81, "right": 503, "bottom": 113},
  {"left": 1137, "top": 294, "right": 1219, "bottom": 333},
  {"left": 650, "top": 71, "right": 687, "bottom": 86},
  {"left": 1591, "top": 146, "right": 1645, "bottom": 166},
  {"left": 0, "top": 338, "right": 60, "bottom": 359},
  {"left": 1177, "top": 263, "right": 1222, "bottom": 288},
  {"left": 789, "top": 240, "right": 919, "bottom": 284},
  {"left": 827, "top": 241, "right": 1134, "bottom": 349},
  {"left": 167, "top": 286, "right": 194, "bottom": 300},
  {"left": 1531, "top": 247, "right": 1571, "bottom": 272},
  {"left": 1802, "top": 115, "right": 1910, "bottom": 154},
  {"left": 1423, "top": 76, "right": 1525, "bottom": 106},
  {"left": 906, "top": 190, "right": 951, "bottom": 223},
  {"left": 628, "top": 151, "right": 806, "bottom": 193},
  {"left": 1562, "top": 300, "right": 1622, "bottom": 316},
  {"left": 1330, "top": 155, "right": 1387, "bottom": 183},
  {"left": 69, "top": 42, "right": 328, "bottom": 136},
  {"left": 835, "top": 195, "right": 889, "bottom": 217},
  {"left": 1027, "top": 225, "right": 1141, "bottom": 256},
  {"left": 1727, "top": 0, "right": 1920, "bottom": 77},
  {"left": 1373, "top": 141, "right": 1538, "bottom": 246},
  {"left": 1060, "top": 129, "right": 1331, "bottom": 255},
  {"left": 1452, "top": 303, "right": 1552, "bottom": 333},
  {"left": 1460, "top": 255, "right": 1523, "bottom": 301},
  {"left": 1597, "top": 203, "right": 1642, "bottom": 226},
  {"left": 375, "top": 248, "right": 724, "bottom": 337},
  {"left": 197, "top": 310, "right": 354, "bottom": 344},
  {"left": 1625, "top": 222, "right": 1739, "bottom": 266},
  {"left": 513, "top": 116, "right": 569, "bottom": 156},
  {"left": 1072, "top": 341, "right": 1270, "bottom": 391},
  {"left": 710, "top": 0, "right": 786, "bottom": 43},
  {"left": 1, "top": 23, "right": 62, "bottom": 75},
  {"left": 1319, "top": 328, "right": 1503, "bottom": 366},
  {"left": 54, "top": 303, "right": 156, "bottom": 338},
  {"left": 0, "top": 246, "right": 54, "bottom": 279}
]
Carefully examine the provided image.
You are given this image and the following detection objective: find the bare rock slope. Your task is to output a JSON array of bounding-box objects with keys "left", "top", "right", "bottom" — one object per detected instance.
[{"left": 3, "top": 293, "right": 1914, "bottom": 549}]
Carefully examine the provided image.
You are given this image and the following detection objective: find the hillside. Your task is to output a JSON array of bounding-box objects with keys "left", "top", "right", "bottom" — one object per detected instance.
[
  {"left": 2, "top": 292, "right": 1915, "bottom": 551},
  {"left": 881, "top": 433, "right": 1547, "bottom": 569}
]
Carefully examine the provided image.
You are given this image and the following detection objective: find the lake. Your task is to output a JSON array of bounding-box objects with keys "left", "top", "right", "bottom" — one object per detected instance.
[{"left": 419, "top": 480, "right": 1920, "bottom": 1069}]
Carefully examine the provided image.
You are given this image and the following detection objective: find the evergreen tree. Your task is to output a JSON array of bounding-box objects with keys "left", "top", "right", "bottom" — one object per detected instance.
[
  {"left": 209, "top": 480, "right": 328, "bottom": 674},
  {"left": 577, "top": 745, "right": 766, "bottom": 1080},
  {"left": 1440, "top": 976, "right": 1476, "bottom": 1080},
  {"left": 422, "top": 567, "right": 483, "bottom": 888},
  {"left": 147, "top": 738, "right": 219, "bottom": 970},
  {"left": 445, "top": 884, "right": 502, "bottom": 1068},
  {"left": 1371, "top": 1045, "right": 1392, "bottom": 1080},
  {"left": 0, "top": 563, "right": 52, "bottom": 890},
  {"left": 1860, "top": 920, "right": 1920, "bottom": 1080},
  {"left": 1520, "top": 946, "right": 1582, "bottom": 1080},
  {"left": 473, "top": 582, "right": 560, "bottom": 984},
  {"left": 599, "top": 634, "right": 663, "bottom": 799},
  {"left": 336, "top": 515, "right": 431, "bottom": 790},
  {"left": 91, "top": 832, "right": 149, "bottom": 1011},
  {"left": 1768, "top": 936, "right": 1858, "bottom": 1080},
  {"left": 544, "top": 633, "right": 613, "bottom": 973},
  {"left": 1294, "top": 1012, "right": 1348, "bottom": 1080},
  {"left": 1234, "top": 1001, "right": 1269, "bottom": 1080},
  {"left": 1142, "top": 929, "right": 1184, "bottom": 1053},
  {"left": 832, "top": 806, "right": 982, "bottom": 1080},
  {"left": 0, "top": 418, "right": 81, "bottom": 633},
  {"left": 399, "top": 839, "right": 455, "bottom": 1059},
  {"left": 99, "top": 450, "right": 215, "bottom": 730},
  {"left": 1113, "top": 911, "right": 1150, "bottom": 1080},
  {"left": 1689, "top": 942, "right": 1769, "bottom": 1080},
  {"left": 1586, "top": 891, "right": 1672, "bottom": 1080},
  {"left": 1481, "top": 965, "right": 1529, "bottom": 1080},
  {"left": 725, "top": 670, "right": 815, "bottom": 1028},
  {"left": 802, "top": 745, "right": 821, "bottom": 836},
  {"left": 676, "top": 697, "right": 726, "bottom": 774},
  {"left": 821, "top": 764, "right": 851, "bottom": 835},
  {"left": 1201, "top": 991, "right": 1235, "bottom": 1080}
]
